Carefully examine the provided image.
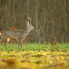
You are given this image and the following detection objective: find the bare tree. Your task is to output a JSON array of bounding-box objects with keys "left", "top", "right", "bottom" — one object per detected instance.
[
  {"left": 35, "top": 0, "right": 39, "bottom": 43},
  {"left": 0, "top": 0, "right": 69, "bottom": 43}
]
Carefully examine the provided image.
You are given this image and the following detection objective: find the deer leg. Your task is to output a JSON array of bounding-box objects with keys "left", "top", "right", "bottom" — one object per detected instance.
[
  {"left": 4, "top": 37, "right": 9, "bottom": 48},
  {"left": 20, "top": 41, "right": 22, "bottom": 48},
  {"left": 4, "top": 39, "right": 7, "bottom": 48},
  {"left": 0, "top": 36, "right": 6, "bottom": 44},
  {"left": 0, "top": 36, "right": 7, "bottom": 48},
  {"left": 18, "top": 40, "right": 21, "bottom": 48}
]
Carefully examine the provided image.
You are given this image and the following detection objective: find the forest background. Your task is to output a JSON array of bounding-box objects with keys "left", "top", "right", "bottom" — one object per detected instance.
[{"left": 0, "top": 0, "right": 69, "bottom": 44}]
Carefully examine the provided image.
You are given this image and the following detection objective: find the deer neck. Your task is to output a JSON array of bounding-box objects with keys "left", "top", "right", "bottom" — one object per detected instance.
[{"left": 23, "top": 27, "right": 31, "bottom": 36}]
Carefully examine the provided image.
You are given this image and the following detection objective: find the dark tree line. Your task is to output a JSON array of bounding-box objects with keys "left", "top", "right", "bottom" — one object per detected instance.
[{"left": 0, "top": 0, "right": 69, "bottom": 43}]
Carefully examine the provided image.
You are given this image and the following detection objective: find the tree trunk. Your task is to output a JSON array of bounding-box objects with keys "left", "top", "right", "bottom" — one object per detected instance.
[
  {"left": 35, "top": 0, "right": 39, "bottom": 43},
  {"left": 39, "top": 0, "right": 44, "bottom": 44}
]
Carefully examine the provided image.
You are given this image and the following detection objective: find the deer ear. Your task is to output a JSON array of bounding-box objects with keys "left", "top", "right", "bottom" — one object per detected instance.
[{"left": 27, "top": 17, "right": 31, "bottom": 24}]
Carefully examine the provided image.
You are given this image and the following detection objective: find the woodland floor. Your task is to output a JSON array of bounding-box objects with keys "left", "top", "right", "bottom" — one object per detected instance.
[{"left": 0, "top": 43, "right": 69, "bottom": 69}]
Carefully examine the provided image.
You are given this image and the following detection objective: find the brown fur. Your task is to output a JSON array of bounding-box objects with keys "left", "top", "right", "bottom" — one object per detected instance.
[
  {"left": 11, "top": 27, "right": 17, "bottom": 31},
  {"left": 0, "top": 17, "right": 34, "bottom": 48}
]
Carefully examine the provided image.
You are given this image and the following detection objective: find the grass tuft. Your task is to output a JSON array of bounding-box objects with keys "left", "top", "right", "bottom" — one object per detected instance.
[{"left": 0, "top": 43, "right": 69, "bottom": 52}]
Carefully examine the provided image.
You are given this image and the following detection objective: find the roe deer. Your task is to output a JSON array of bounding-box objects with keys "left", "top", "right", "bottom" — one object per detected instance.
[{"left": 0, "top": 17, "right": 34, "bottom": 48}]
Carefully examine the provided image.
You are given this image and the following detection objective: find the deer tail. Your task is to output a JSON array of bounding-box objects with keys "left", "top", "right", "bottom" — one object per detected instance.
[{"left": 0, "top": 32, "right": 1, "bottom": 36}]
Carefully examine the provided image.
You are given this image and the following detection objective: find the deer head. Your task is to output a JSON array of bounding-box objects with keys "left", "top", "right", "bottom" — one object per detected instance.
[{"left": 26, "top": 17, "right": 34, "bottom": 31}]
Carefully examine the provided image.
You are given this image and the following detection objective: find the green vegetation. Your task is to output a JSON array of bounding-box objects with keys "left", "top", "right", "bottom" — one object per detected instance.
[
  {"left": 0, "top": 43, "right": 69, "bottom": 52},
  {"left": 0, "top": 43, "right": 69, "bottom": 69}
]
